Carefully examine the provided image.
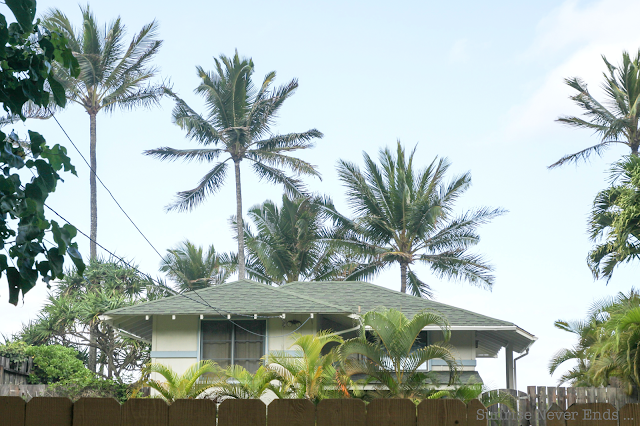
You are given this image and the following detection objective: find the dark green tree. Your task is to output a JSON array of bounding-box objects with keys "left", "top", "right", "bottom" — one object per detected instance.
[
  {"left": 160, "top": 240, "right": 234, "bottom": 292},
  {"left": 42, "top": 5, "right": 163, "bottom": 261},
  {"left": 242, "top": 195, "right": 352, "bottom": 284},
  {"left": 0, "top": 0, "right": 84, "bottom": 305},
  {"left": 145, "top": 52, "right": 323, "bottom": 280},
  {"left": 337, "top": 142, "right": 504, "bottom": 297},
  {"left": 550, "top": 50, "right": 640, "bottom": 168},
  {"left": 588, "top": 155, "right": 640, "bottom": 280},
  {"left": 24, "top": 259, "right": 164, "bottom": 378}
]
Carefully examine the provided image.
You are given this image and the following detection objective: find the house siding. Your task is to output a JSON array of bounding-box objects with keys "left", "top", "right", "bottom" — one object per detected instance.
[{"left": 151, "top": 315, "right": 199, "bottom": 376}]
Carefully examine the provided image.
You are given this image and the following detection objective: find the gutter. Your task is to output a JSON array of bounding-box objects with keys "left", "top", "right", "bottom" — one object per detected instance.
[{"left": 513, "top": 348, "right": 530, "bottom": 391}]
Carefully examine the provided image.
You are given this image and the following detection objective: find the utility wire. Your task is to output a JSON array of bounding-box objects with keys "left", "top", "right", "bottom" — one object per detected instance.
[{"left": 38, "top": 117, "right": 312, "bottom": 338}]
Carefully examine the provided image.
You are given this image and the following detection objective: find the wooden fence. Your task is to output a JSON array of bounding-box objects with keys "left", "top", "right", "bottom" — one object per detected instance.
[
  {"left": 0, "top": 356, "right": 31, "bottom": 385},
  {"left": 486, "top": 387, "right": 638, "bottom": 426},
  {"left": 0, "top": 397, "right": 640, "bottom": 426}
]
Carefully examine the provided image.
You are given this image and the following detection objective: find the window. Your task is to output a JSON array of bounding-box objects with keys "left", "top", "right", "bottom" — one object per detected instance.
[{"left": 201, "top": 320, "right": 265, "bottom": 373}]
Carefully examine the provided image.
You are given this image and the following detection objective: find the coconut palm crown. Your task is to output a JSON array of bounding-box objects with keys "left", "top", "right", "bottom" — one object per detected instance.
[
  {"left": 145, "top": 52, "right": 323, "bottom": 279},
  {"left": 550, "top": 50, "right": 640, "bottom": 168},
  {"left": 337, "top": 142, "right": 504, "bottom": 297},
  {"left": 43, "top": 5, "right": 163, "bottom": 261}
]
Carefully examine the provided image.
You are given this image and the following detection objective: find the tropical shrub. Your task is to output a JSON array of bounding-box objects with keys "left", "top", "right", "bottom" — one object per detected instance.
[
  {"left": 25, "top": 344, "right": 91, "bottom": 384},
  {"left": 134, "top": 360, "right": 221, "bottom": 403},
  {"left": 340, "top": 308, "right": 458, "bottom": 399}
]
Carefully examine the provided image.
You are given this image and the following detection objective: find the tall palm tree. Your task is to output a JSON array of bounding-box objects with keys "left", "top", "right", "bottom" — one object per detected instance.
[
  {"left": 160, "top": 240, "right": 234, "bottom": 292},
  {"left": 340, "top": 308, "right": 457, "bottom": 399},
  {"left": 548, "top": 318, "right": 601, "bottom": 386},
  {"left": 550, "top": 50, "right": 640, "bottom": 168},
  {"left": 588, "top": 155, "right": 640, "bottom": 280},
  {"left": 337, "top": 142, "right": 504, "bottom": 297},
  {"left": 43, "top": 5, "right": 163, "bottom": 260},
  {"left": 242, "top": 195, "right": 351, "bottom": 284},
  {"left": 145, "top": 52, "right": 323, "bottom": 280}
]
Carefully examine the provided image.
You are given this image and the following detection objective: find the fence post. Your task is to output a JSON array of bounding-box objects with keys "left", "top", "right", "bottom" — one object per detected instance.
[
  {"left": 0, "top": 396, "right": 26, "bottom": 426},
  {"left": 468, "top": 399, "right": 487, "bottom": 426},
  {"left": 168, "top": 399, "right": 216, "bottom": 426},
  {"left": 316, "top": 399, "right": 365, "bottom": 426},
  {"left": 267, "top": 399, "right": 315, "bottom": 426},
  {"left": 218, "top": 399, "right": 266, "bottom": 426},
  {"left": 417, "top": 399, "right": 467, "bottom": 426},
  {"left": 366, "top": 399, "right": 416, "bottom": 426},
  {"left": 73, "top": 398, "right": 121, "bottom": 426},
  {"left": 122, "top": 399, "right": 168, "bottom": 426},
  {"left": 25, "top": 397, "right": 73, "bottom": 426}
]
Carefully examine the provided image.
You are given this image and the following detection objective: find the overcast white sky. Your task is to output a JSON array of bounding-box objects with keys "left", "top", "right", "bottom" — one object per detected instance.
[{"left": 1, "top": 0, "right": 639, "bottom": 391}]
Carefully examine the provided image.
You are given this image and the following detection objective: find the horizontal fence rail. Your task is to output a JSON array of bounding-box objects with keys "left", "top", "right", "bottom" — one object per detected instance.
[{"left": 0, "top": 397, "right": 640, "bottom": 426}]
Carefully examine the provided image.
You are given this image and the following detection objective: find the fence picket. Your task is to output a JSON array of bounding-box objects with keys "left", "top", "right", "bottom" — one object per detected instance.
[
  {"left": 545, "top": 403, "right": 566, "bottom": 426},
  {"left": 566, "top": 389, "right": 576, "bottom": 407},
  {"left": 417, "top": 399, "right": 467, "bottom": 426},
  {"left": 366, "top": 399, "right": 416, "bottom": 426},
  {"left": 528, "top": 386, "right": 538, "bottom": 426},
  {"left": 557, "top": 388, "right": 566, "bottom": 411},
  {"left": 73, "top": 398, "right": 120, "bottom": 426},
  {"left": 168, "top": 399, "right": 216, "bottom": 426},
  {"left": 566, "top": 403, "right": 617, "bottom": 426},
  {"left": 267, "top": 399, "right": 315, "bottom": 426},
  {"left": 538, "top": 387, "right": 547, "bottom": 426},
  {"left": 467, "top": 399, "right": 487, "bottom": 426},
  {"left": 316, "top": 399, "right": 366, "bottom": 426},
  {"left": 0, "top": 396, "right": 25, "bottom": 426},
  {"left": 25, "top": 397, "right": 72, "bottom": 426},
  {"left": 122, "top": 399, "right": 168, "bottom": 426},
  {"left": 218, "top": 399, "right": 265, "bottom": 426},
  {"left": 619, "top": 403, "right": 640, "bottom": 426}
]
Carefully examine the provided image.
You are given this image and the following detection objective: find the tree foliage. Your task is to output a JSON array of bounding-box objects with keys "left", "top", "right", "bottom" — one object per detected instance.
[
  {"left": 0, "top": 0, "right": 84, "bottom": 305},
  {"left": 17, "top": 259, "right": 168, "bottom": 380},
  {"left": 588, "top": 155, "right": 640, "bottom": 280},
  {"left": 242, "top": 195, "right": 353, "bottom": 284},
  {"left": 340, "top": 308, "right": 457, "bottom": 399},
  {"left": 337, "top": 142, "right": 504, "bottom": 297},
  {"left": 160, "top": 240, "right": 234, "bottom": 292},
  {"left": 145, "top": 51, "right": 322, "bottom": 279},
  {"left": 134, "top": 360, "right": 220, "bottom": 403},
  {"left": 551, "top": 50, "right": 640, "bottom": 168}
]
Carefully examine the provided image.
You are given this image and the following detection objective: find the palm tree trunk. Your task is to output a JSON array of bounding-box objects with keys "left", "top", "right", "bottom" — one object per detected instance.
[
  {"left": 400, "top": 262, "right": 408, "bottom": 293},
  {"left": 89, "top": 112, "right": 98, "bottom": 261},
  {"left": 234, "top": 160, "right": 246, "bottom": 279},
  {"left": 632, "top": 144, "right": 639, "bottom": 156}
]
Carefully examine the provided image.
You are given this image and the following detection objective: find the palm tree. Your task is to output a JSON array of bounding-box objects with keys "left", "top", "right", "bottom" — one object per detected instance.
[
  {"left": 337, "top": 142, "right": 504, "bottom": 297},
  {"left": 145, "top": 52, "right": 323, "bottom": 280},
  {"left": 208, "top": 364, "right": 287, "bottom": 400},
  {"left": 160, "top": 240, "right": 234, "bottom": 292},
  {"left": 588, "top": 155, "right": 640, "bottom": 280},
  {"left": 134, "top": 360, "right": 221, "bottom": 403},
  {"left": 550, "top": 50, "right": 640, "bottom": 168},
  {"left": 267, "top": 331, "right": 348, "bottom": 402},
  {"left": 43, "top": 6, "right": 163, "bottom": 261},
  {"left": 242, "top": 195, "right": 352, "bottom": 284},
  {"left": 548, "top": 318, "right": 601, "bottom": 386},
  {"left": 340, "top": 308, "right": 457, "bottom": 399}
]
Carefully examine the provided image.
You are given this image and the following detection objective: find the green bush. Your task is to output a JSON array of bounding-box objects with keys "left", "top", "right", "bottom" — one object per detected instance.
[
  {"left": 0, "top": 341, "right": 30, "bottom": 367},
  {"left": 25, "top": 345, "right": 91, "bottom": 384},
  {"left": 45, "top": 377, "right": 129, "bottom": 403}
]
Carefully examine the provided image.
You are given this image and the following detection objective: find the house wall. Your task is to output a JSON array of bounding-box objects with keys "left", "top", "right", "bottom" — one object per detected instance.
[
  {"left": 266, "top": 314, "right": 316, "bottom": 355},
  {"left": 151, "top": 315, "right": 199, "bottom": 376},
  {"left": 429, "top": 330, "right": 476, "bottom": 371}
]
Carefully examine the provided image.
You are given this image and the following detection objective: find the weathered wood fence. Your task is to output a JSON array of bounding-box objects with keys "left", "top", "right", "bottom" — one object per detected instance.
[
  {"left": 0, "top": 397, "right": 640, "bottom": 426},
  {"left": 486, "top": 387, "right": 638, "bottom": 426},
  {"left": 0, "top": 356, "right": 31, "bottom": 385}
]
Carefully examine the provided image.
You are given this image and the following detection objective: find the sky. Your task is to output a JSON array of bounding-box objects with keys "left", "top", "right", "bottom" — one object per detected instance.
[{"left": 1, "top": 0, "right": 640, "bottom": 392}]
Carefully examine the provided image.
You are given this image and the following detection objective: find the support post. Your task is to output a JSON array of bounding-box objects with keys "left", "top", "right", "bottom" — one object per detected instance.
[{"left": 505, "top": 344, "right": 514, "bottom": 389}]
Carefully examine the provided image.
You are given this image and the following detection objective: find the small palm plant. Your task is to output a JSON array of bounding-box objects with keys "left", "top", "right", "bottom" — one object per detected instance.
[
  {"left": 208, "top": 365, "right": 287, "bottom": 400},
  {"left": 340, "top": 308, "right": 458, "bottom": 399},
  {"left": 267, "top": 331, "right": 348, "bottom": 402},
  {"left": 134, "top": 360, "right": 221, "bottom": 403}
]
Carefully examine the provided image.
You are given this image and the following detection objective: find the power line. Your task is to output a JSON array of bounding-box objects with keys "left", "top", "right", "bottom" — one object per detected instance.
[{"left": 36, "top": 116, "right": 311, "bottom": 338}]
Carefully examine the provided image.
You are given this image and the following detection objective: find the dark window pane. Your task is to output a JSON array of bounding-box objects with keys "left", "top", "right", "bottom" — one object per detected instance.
[
  {"left": 202, "top": 321, "right": 232, "bottom": 342},
  {"left": 203, "top": 342, "right": 231, "bottom": 360}
]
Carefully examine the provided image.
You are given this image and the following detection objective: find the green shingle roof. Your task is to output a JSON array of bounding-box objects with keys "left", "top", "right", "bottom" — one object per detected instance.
[{"left": 105, "top": 279, "right": 515, "bottom": 328}]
